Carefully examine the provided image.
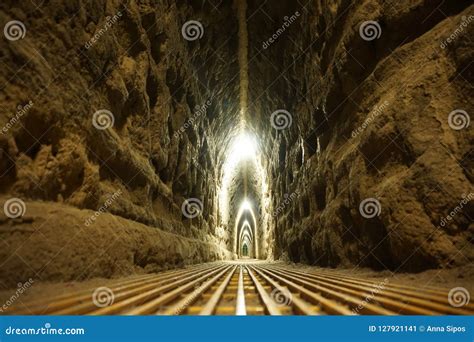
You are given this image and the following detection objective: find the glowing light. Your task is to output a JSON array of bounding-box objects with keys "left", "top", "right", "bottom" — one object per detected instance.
[
  {"left": 224, "top": 133, "right": 257, "bottom": 171},
  {"left": 215, "top": 129, "right": 272, "bottom": 259},
  {"left": 219, "top": 132, "right": 259, "bottom": 224},
  {"left": 241, "top": 199, "right": 252, "bottom": 211},
  {"left": 242, "top": 220, "right": 251, "bottom": 231},
  {"left": 233, "top": 133, "right": 256, "bottom": 160}
]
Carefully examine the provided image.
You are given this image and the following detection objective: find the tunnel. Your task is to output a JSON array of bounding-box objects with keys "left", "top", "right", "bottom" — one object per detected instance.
[{"left": 0, "top": 0, "right": 473, "bottom": 315}]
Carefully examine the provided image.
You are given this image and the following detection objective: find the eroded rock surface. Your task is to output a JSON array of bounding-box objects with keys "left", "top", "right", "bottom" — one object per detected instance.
[
  {"left": 249, "top": 0, "right": 473, "bottom": 271},
  {"left": 0, "top": 0, "right": 472, "bottom": 288}
]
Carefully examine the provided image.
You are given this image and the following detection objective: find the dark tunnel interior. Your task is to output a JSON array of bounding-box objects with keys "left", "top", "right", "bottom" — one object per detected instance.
[{"left": 0, "top": 0, "right": 473, "bottom": 316}]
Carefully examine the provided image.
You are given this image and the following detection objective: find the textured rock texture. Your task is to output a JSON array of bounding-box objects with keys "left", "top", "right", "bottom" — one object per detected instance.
[
  {"left": 0, "top": 197, "right": 230, "bottom": 287},
  {"left": 249, "top": 0, "right": 473, "bottom": 271},
  {"left": 0, "top": 0, "right": 473, "bottom": 289},
  {"left": 0, "top": 0, "right": 238, "bottom": 285}
]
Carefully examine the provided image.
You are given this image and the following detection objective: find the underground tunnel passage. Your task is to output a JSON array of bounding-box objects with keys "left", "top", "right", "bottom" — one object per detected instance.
[{"left": 0, "top": 0, "right": 473, "bottom": 316}]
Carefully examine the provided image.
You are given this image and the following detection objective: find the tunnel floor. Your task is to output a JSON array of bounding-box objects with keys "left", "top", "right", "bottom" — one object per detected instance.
[{"left": 7, "top": 261, "right": 474, "bottom": 316}]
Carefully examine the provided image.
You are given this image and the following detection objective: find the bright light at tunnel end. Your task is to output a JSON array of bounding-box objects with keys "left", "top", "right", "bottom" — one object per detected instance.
[
  {"left": 241, "top": 199, "right": 252, "bottom": 211},
  {"left": 217, "top": 130, "right": 271, "bottom": 260},
  {"left": 220, "top": 133, "right": 259, "bottom": 194},
  {"left": 219, "top": 132, "right": 260, "bottom": 223},
  {"left": 231, "top": 133, "right": 257, "bottom": 161}
]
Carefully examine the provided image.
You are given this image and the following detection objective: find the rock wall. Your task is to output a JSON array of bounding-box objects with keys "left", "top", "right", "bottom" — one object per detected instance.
[
  {"left": 249, "top": 0, "right": 473, "bottom": 271},
  {"left": 0, "top": 0, "right": 472, "bottom": 288},
  {"left": 0, "top": 0, "right": 238, "bottom": 285}
]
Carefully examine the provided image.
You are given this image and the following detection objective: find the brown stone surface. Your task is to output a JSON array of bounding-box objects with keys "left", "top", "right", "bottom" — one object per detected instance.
[
  {"left": 0, "top": 198, "right": 231, "bottom": 288},
  {"left": 248, "top": 0, "right": 473, "bottom": 271},
  {"left": 0, "top": 0, "right": 238, "bottom": 285},
  {"left": 0, "top": 0, "right": 472, "bottom": 290}
]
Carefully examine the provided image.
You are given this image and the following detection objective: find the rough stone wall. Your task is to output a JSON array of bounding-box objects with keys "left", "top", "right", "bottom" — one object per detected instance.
[
  {"left": 249, "top": 0, "right": 473, "bottom": 271},
  {"left": 0, "top": 0, "right": 237, "bottom": 285},
  {"left": 0, "top": 0, "right": 473, "bottom": 288}
]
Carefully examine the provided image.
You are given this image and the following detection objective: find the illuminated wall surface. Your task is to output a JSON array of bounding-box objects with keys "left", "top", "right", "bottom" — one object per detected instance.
[{"left": 0, "top": 0, "right": 473, "bottom": 340}]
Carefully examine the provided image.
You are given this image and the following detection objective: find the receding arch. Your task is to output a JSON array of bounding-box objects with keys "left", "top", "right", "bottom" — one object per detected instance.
[
  {"left": 238, "top": 220, "right": 254, "bottom": 258},
  {"left": 241, "top": 229, "right": 252, "bottom": 258},
  {"left": 234, "top": 204, "right": 258, "bottom": 258}
]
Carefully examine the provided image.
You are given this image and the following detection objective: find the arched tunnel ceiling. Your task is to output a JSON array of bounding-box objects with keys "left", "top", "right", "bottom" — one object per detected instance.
[
  {"left": 228, "top": 162, "right": 262, "bottom": 213},
  {"left": 177, "top": 2, "right": 296, "bottom": 261},
  {"left": 178, "top": 0, "right": 293, "bottom": 172},
  {"left": 179, "top": 0, "right": 308, "bottom": 199}
]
